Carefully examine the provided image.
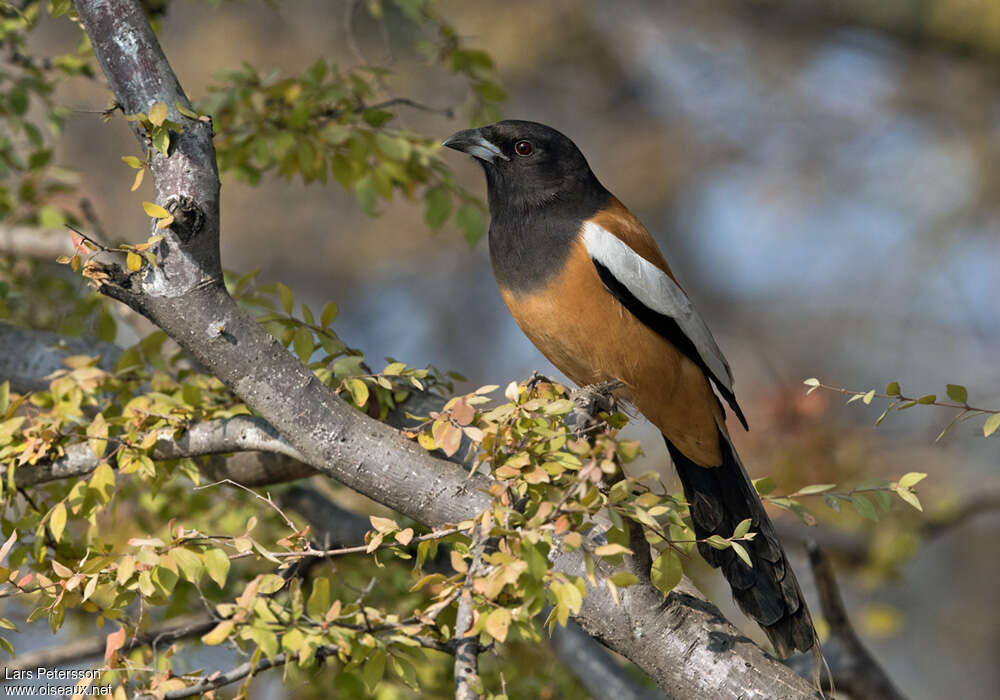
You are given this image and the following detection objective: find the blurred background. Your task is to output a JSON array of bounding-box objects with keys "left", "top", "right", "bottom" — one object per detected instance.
[{"left": 22, "top": 0, "right": 1000, "bottom": 697}]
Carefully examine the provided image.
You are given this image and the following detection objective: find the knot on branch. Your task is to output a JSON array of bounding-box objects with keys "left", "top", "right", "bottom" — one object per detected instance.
[
  {"left": 82, "top": 255, "right": 140, "bottom": 307},
  {"left": 165, "top": 195, "right": 204, "bottom": 242},
  {"left": 567, "top": 379, "right": 623, "bottom": 437}
]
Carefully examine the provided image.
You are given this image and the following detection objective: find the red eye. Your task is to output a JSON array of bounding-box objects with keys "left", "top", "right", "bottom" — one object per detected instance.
[{"left": 514, "top": 140, "right": 533, "bottom": 156}]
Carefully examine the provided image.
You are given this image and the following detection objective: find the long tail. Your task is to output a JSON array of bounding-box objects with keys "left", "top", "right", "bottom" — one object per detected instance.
[{"left": 666, "top": 431, "right": 816, "bottom": 658}]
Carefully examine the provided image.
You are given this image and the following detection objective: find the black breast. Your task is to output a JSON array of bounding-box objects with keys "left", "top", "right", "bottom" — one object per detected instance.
[{"left": 488, "top": 185, "right": 611, "bottom": 295}]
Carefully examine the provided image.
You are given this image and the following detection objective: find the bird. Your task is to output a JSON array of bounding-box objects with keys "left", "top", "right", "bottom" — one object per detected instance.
[{"left": 443, "top": 119, "right": 816, "bottom": 658}]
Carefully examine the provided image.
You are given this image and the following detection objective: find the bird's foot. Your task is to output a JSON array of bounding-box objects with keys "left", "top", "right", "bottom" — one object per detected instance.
[{"left": 567, "top": 379, "right": 624, "bottom": 437}]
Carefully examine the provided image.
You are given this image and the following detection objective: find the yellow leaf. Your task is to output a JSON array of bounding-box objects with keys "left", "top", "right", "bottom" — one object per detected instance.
[
  {"left": 142, "top": 201, "right": 169, "bottom": 218},
  {"left": 984, "top": 412, "right": 1000, "bottom": 437},
  {"left": 130, "top": 168, "right": 144, "bottom": 192},
  {"left": 48, "top": 503, "right": 67, "bottom": 542},
  {"left": 369, "top": 516, "right": 397, "bottom": 533},
  {"left": 147, "top": 101, "right": 168, "bottom": 127},
  {"left": 126, "top": 252, "right": 142, "bottom": 271},
  {"left": 201, "top": 620, "right": 234, "bottom": 645},
  {"left": 156, "top": 214, "right": 175, "bottom": 230},
  {"left": 593, "top": 543, "right": 632, "bottom": 557},
  {"left": 484, "top": 607, "right": 511, "bottom": 643}
]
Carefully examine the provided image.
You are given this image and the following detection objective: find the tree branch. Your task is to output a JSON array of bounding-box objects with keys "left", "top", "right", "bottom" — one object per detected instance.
[
  {"left": 0, "top": 225, "right": 75, "bottom": 260},
  {"left": 806, "top": 542, "right": 906, "bottom": 700},
  {"left": 66, "top": 2, "right": 818, "bottom": 697},
  {"left": 15, "top": 415, "right": 309, "bottom": 487},
  {"left": 0, "top": 323, "right": 120, "bottom": 394},
  {"left": 454, "top": 579, "right": 483, "bottom": 700}
]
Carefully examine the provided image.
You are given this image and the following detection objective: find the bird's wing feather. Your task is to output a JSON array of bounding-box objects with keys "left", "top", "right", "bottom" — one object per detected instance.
[{"left": 582, "top": 221, "right": 748, "bottom": 429}]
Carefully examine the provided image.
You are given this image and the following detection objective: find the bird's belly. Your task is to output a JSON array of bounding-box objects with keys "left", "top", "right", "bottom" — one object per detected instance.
[{"left": 497, "top": 240, "right": 723, "bottom": 466}]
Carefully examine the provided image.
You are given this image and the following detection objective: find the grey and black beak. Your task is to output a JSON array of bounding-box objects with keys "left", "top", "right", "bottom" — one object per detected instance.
[{"left": 442, "top": 128, "right": 509, "bottom": 163}]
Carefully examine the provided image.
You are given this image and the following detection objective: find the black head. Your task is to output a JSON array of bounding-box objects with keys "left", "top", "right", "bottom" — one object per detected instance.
[{"left": 443, "top": 120, "right": 607, "bottom": 216}]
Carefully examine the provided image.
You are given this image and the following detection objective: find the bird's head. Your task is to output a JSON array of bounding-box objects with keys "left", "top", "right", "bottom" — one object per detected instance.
[{"left": 443, "top": 120, "right": 603, "bottom": 213}]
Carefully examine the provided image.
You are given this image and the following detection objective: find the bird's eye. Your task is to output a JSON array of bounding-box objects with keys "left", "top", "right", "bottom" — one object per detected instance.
[{"left": 514, "top": 140, "right": 533, "bottom": 156}]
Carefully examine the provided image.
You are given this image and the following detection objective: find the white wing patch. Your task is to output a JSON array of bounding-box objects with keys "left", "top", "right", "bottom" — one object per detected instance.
[{"left": 581, "top": 221, "right": 735, "bottom": 394}]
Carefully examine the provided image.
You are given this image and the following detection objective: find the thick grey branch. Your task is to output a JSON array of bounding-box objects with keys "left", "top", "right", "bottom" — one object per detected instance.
[
  {"left": 549, "top": 619, "right": 666, "bottom": 700},
  {"left": 0, "top": 323, "right": 119, "bottom": 394},
  {"left": 16, "top": 416, "right": 306, "bottom": 487},
  {"left": 70, "top": 2, "right": 817, "bottom": 697}
]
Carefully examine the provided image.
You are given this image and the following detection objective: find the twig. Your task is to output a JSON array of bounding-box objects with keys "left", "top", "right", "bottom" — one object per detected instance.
[
  {"left": 194, "top": 478, "right": 297, "bottom": 531},
  {"left": 79, "top": 198, "right": 111, "bottom": 244},
  {"left": 809, "top": 381, "right": 999, "bottom": 415},
  {"left": 806, "top": 542, "right": 906, "bottom": 700},
  {"left": 774, "top": 490, "right": 1000, "bottom": 564},
  {"left": 454, "top": 538, "right": 486, "bottom": 700}
]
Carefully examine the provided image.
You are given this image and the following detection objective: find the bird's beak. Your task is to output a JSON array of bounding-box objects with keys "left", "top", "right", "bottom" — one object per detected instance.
[{"left": 442, "top": 128, "right": 509, "bottom": 163}]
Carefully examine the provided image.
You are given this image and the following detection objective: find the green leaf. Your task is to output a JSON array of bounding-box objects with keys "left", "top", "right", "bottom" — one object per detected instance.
[
  {"left": 885, "top": 381, "right": 900, "bottom": 395},
  {"left": 455, "top": 202, "right": 485, "bottom": 245},
  {"left": 151, "top": 565, "right": 179, "bottom": 595},
  {"left": 917, "top": 394, "right": 937, "bottom": 405},
  {"left": 732, "top": 518, "right": 752, "bottom": 538},
  {"left": 705, "top": 535, "right": 731, "bottom": 550},
  {"left": 8, "top": 87, "right": 28, "bottom": 116},
  {"left": 362, "top": 648, "right": 386, "bottom": 693},
  {"left": 121, "top": 155, "right": 143, "bottom": 169},
  {"left": 753, "top": 477, "right": 776, "bottom": 495},
  {"left": 850, "top": 494, "right": 878, "bottom": 521},
  {"left": 176, "top": 102, "right": 201, "bottom": 119},
  {"left": 983, "top": 413, "right": 1000, "bottom": 437},
  {"left": 795, "top": 483, "right": 836, "bottom": 496},
  {"left": 171, "top": 548, "right": 203, "bottom": 583},
  {"left": 346, "top": 378, "right": 369, "bottom": 408},
  {"left": 48, "top": 503, "right": 67, "bottom": 542},
  {"left": 204, "top": 548, "right": 231, "bottom": 589},
  {"left": 731, "top": 541, "right": 752, "bottom": 568},
  {"left": 151, "top": 126, "right": 170, "bottom": 155},
  {"left": 946, "top": 384, "right": 968, "bottom": 403},
  {"left": 355, "top": 173, "right": 377, "bottom": 216},
  {"left": 423, "top": 186, "right": 451, "bottom": 230},
  {"left": 650, "top": 550, "right": 682, "bottom": 595},
  {"left": 277, "top": 282, "right": 294, "bottom": 315},
  {"left": 320, "top": 301, "right": 338, "bottom": 327},
  {"left": 306, "top": 577, "right": 330, "bottom": 619},
  {"left": 609, "top": 571, "right": 640, "bottom": 587},
  {"left": 292, "top": 327, "right": 314, "bottom": 363},
  {"left": 142, "top": 201, "right": 170, "bottom": 218}
]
